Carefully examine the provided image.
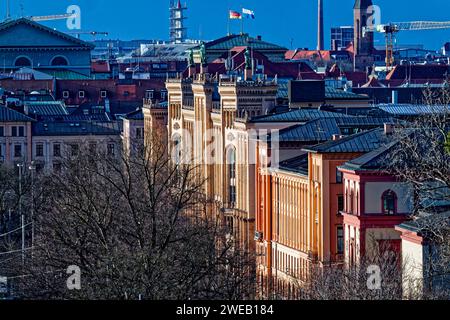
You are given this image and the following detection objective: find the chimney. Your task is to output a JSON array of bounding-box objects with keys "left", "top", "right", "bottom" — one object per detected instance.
[
  {"left": 188, "top": 64, "right": 196, "bottom": 78},
  {"left": 244, "top": 66, "right": 253, "bottom": 81},
  {"left": 200, "top": 63, "right": 208, "bottom": 75},
  {"left": 391, "top": 90, "right": 398, "bottom": 104},
  {"left": 384, "top": 123, "right": 394, "bottom": 135},
  {"left": 331, "top": 39, "right": 337, "bottom": 51},
  {"left": 317, "top": 0, "right": 324, "bottom": 51}
]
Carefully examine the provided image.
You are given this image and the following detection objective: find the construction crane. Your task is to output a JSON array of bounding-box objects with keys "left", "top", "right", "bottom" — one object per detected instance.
[
  {"left": 364, "top": 21, "right": 450, "bottom": 70},
  {"left": 66, "top": 31, "right": 109, "bottom": 41},
  {"left": 28, "top": 14, "right": 75, "bottom": 22}
]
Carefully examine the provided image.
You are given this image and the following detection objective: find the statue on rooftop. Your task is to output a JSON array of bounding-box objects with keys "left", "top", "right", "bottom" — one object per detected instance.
[
  {"left": 199, "top": 42, "right": 207, "bottom": 65},
  {"left": 244, "top": 47, "right": 251, "bottom": 69},
  {"left": 188, "top": 49, "right": 194, "bottom": 66}
]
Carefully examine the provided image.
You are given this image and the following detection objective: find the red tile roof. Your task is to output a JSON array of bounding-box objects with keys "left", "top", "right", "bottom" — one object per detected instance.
[
  {"left": 91, "top": 60, "right": 111, "bottom": 73},
  {"left": 386, "top": 64, "right": 450, "bottom": 83}
]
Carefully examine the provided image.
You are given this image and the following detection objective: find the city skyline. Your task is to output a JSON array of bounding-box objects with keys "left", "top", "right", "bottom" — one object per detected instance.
[{"left": 4, "top": 0, "right": 449, "bottom": 50}]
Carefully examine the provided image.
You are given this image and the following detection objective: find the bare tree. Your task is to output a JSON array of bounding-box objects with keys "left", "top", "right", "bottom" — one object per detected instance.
[
  {"left": 385, "top": 84, "right": 450, "bottom": 299},
  {"left": 0, "top": 134, "right": 254, "bottom": 300}
]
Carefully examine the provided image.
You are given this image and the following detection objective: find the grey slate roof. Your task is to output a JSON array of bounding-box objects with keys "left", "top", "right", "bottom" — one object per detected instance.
[
  {"left": 339, "top": 140, "right": 399, "bottom": 171},
  {"left": 270, "top": 117, "right": 395, "bottom": 143},
  {"left": 279, "top": 154, "right": 309, "bottom": 175},
  {"left": 375, "top": 104, "right": 450, "bottom": 116},
  {"left": 0, "top": 105, "right": 35, "bottom": 122},
  {"left": 33, "top": 121, "right": 122, "bottom": 136},
  {"left": 397, "top": 211, "right": 450, "bottom": 236},
  {"left": 303, "top": 127, "right": 391, "bottom": 153},
  {"left": 251, "top": 108, "right": 351, "bottom": 123},
  {"left": 121, "top": 108, "right": 144, "bottom": 121},
  {"left": 25, "top": 101, "right": 69, "bottom": 116}
]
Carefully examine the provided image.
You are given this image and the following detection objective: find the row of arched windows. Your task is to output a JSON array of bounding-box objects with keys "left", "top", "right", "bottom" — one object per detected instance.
[{"left": 14, "top": 55, "right": 69, "bottom": 67}]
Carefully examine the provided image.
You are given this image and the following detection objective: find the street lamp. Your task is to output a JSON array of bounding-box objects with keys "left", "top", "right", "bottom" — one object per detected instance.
[
  {"left": 16, "top": 163, "right": 24, "bottom": 265},
  {"left": 28, "top": 162, "right": 36, "bottom": 251}
]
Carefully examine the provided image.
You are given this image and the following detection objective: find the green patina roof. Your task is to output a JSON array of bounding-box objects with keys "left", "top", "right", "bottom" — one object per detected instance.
[
  {"left": 197, "top": 34, "right": 287, "bottom": 51},
  {"left": 39, "top": 69, "right": 91, "bottom": 80},
  {"left": 24, "top": 101, "right": 69, "bottom": 116},
  {"left": 325, "top": 87, "right": 369, "bottom": 100}
]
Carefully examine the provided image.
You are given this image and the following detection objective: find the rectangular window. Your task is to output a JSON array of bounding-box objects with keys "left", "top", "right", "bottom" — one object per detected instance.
[
  {"left": 36, "top": 163, "right": 44, "bottom": 173},
  {"left": 18, "top": 126, "right": 24, "bottom": 137},
  {"left": 337, "top": 226, "right": 344, "bottom": 254},
  {"left": 78, "top": 90, "right": 85, "bottom": 98},
  {"left": 53, "top": 144, "right": 61, "bottom": 157},
  {"left": 336, "top": 168, "right": 343, "bottom": 184},
  {"left": 100, "top": 90, "right": 107, "bottom": 98},
  {"left": 135, "top": 128, "right": 144, "bottom": 139},
  {"left": 338, "top": 195, "right": 344, "bottom": 214},
  {"left": 11, "top": 126, "right": 17, "bottom": 137},
  {"left": 89, "top": 143, "right": 97, "bottom": 155},
  {"left": 36, "top": 144, "right": 44, "bottom": 157},
  {"left": 160, "top": 91, "right": 167, "bottom": 101},
  {"left": 70, "top": 144, "right": 79, "bottom": 157},
  {"left": 14, "top": 144, "right": 22, "bottom": 158},
  {"left": 145, "top": 90, "right": 154, "bottom": 99},
  {"left": 53, "top": 162, "right": 62, "bottom": 173},
  {"left": 0, "top": 126, "right": 4, "bottom": 137},
  {"left": 63, "top": 91, "right": 70, "bottom": 99},
  {"left": 107, "top": 143, "right": 115, "bottom": 156}
]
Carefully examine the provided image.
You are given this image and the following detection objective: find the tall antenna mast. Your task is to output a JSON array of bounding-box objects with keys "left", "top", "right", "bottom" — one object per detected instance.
[
  {"left": 6, "top": 0, "right": 11, "bottom": 21},
  {"left": 169, "top": 0, "right": 187, "bottom": 43}
]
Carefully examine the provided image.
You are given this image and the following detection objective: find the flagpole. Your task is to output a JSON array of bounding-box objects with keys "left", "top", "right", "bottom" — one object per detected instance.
[
  {"left": 227, "top": 9, "right": 231, "bottom": 35},
  {"left": 240, "top": 5, "right": 244, "bottom": 35}
]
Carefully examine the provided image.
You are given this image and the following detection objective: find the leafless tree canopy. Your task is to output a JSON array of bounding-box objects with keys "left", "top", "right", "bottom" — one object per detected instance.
[{"left": 0, "top": 136, "right": 254, "bottom": 300}]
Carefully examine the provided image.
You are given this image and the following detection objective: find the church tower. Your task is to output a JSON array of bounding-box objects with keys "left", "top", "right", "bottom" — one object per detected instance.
[{"left": 353, "top": 0, "right": 374, "bottom": 71}]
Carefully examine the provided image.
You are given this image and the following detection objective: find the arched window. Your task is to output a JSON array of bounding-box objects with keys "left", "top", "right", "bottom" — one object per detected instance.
[
  {"left": 171, "top": 134, "right": 182, "bottom": 165},
  {"left": 226, "top": 146, "right": 236, "bottom": 207},
  {"left": 51, "top": 56, "right": 69, "bottom": 66},
  {"left": 15, "top": 56, "right": 32, "bottom": 67},
  {"left": 382, "top": 190, "right": 397, "bottom": 215}
]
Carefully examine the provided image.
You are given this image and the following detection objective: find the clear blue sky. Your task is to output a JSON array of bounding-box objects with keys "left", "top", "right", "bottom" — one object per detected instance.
[{"left": 6, "top": 0, "right": 450, "bottom": 50}]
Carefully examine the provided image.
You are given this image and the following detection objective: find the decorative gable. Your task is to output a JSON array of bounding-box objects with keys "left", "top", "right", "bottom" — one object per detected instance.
[{"left": 0, "top": 18, "right": 93, "bottom": 48}]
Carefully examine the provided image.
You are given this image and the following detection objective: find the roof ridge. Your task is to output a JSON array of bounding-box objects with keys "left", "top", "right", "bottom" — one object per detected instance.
[
  {"left": 0, "top": 18, "right": 94, "bottom": 49},
  {"left": 303, "top": 127, "right": 382, "bottom": 153}
]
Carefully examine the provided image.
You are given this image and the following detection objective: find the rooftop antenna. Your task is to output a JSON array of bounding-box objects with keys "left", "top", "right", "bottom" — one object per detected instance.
[{"left": 6, "top": 0, "right": 11, "bottom": 21}]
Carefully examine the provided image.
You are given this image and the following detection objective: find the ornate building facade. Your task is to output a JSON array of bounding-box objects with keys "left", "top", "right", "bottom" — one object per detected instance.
[{"left": 160, "top": 70, "right": 278, "bottom": 251}]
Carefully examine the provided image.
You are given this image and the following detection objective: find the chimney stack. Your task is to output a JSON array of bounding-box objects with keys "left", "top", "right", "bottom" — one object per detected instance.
[
  {"left": 384, "top": 123, "right": 394, "bottom": 135},
  {"left": 317, "top": 0, "right": 324, "bottom": 51}
]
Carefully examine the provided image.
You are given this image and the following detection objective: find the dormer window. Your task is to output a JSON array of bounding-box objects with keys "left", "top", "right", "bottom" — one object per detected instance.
[
  {"left": 145, "top": 90, "right": 154, "bottom": 99},
  {"left": 382, "top": 190, "right": 397, "bottom": 215}
]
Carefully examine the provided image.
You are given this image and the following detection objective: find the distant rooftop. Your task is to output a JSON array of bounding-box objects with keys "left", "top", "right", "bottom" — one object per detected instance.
[
  {"left": 33, "top": 121, "right": 122, "bottom": 136},
  {"left": 303, "top": 127, "right": 393, "bottom": 153},
  {"left": 0, "top": 105, "right": 35, "bottom": 122},
  {"left": 375, "top": 103, "right": 450, "bottom": 116}
]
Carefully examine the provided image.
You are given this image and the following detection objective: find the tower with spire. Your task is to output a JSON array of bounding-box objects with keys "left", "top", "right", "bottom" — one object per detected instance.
[{"left": 169, "top": 0, "right": 187, "bottom": 43}]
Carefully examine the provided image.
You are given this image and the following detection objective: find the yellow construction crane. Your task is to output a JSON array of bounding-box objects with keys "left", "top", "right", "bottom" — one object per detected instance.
[{"left": 364, "top": 21, "right": 450, "bottom": 70}]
